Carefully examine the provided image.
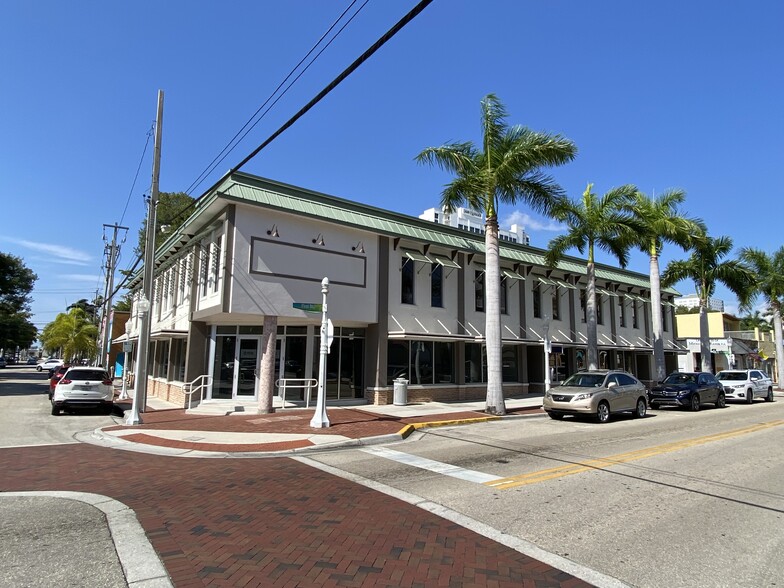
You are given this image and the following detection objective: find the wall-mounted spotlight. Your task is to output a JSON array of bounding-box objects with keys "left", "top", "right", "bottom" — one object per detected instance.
[
  {"left": 352, "top": 241, "right": 365, "bottom": 253},
  {"left": 266, "top": 224, "right": 279, "bottom": 238},
  {"left": 312, "top": 233, "right": 325, "bottom": 246}
]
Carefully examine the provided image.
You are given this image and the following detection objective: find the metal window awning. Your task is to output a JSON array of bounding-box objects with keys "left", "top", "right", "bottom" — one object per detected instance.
[
  {"left": 403, "top": 250, "right": 432, "bottom": 264},
  {"left": 624, "top": 293, "right": 646, "bottom": 302},
  {"left": 597, "top": 287, "right": 619, "bottom": 297},
  {"left": 537, "top": 276, "right": 558, "bottom": 286},
  {"left": 554, "top": 279, "right": 577, "bottom": 290},
  {"left": 432, "top": 255, "right": 460, "bottom": 269},
  {"left": 502, "top": 269, "right": 525, "bottom": 281},
  {"left": 661, "top": 300, "right": 677, "bottom": 307}
]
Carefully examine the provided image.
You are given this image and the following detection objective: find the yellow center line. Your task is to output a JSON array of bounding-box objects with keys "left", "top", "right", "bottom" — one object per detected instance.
[{"left": 485, "top": 420, "right": 784, "bottom": 490}]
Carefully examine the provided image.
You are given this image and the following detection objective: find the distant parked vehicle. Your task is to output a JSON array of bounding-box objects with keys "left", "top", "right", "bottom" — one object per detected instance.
[
  {"left": 38, "top": 358, "right": 63, "bottom": 373},
  {"left": 51, "top": 366, "right": 114, "bottom": 415},
  {"left": 649, "top": 372, "right": 725, "bottom": 411},
  {"left": 716, "top": 369, "right": 774, "bottom": 403},
  {"left": 0, "top": 357, "right": 6, "bottom": 369},
  {"left": 543, "top": 369, "right": 649, "bottom": 423},
  {"left": 26, "top": 357, "right": 38, "bottom": 365}
]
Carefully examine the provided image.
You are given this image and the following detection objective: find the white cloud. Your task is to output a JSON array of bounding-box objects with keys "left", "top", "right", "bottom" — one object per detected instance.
[
  {"left": 1, "top": 237, "right": 92, "bottom": 265},
  {"left": 502, "top": 210, "right": 565, "bottom": 232},
  {"left": 66, "top": 274, "right": 102, "bottom": 283}
]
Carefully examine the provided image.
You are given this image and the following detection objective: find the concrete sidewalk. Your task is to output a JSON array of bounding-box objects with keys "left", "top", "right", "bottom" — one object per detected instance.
[{"left": 86, "top": 392, "right": 546, "bottom": 456}]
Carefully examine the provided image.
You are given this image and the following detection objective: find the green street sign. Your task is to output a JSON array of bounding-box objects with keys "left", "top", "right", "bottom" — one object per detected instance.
[{"left": 293, "top": 302, "right": 322, "bottom": 313}]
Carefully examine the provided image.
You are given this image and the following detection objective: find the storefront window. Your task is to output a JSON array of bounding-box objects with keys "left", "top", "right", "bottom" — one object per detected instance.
[{"left": 387, "top": 340, "right": 454, "bottom": 385}]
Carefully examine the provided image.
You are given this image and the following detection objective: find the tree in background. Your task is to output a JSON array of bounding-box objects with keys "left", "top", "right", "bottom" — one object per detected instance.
[
  {"left": 135, "top": 192, "right": 195, "bottom": 257},
  {"left": 546, "top": 183, "right": 639, "bottom": 371},
  {"left": 67, "top": 297, "right": 101, "bottom": 324},
  {"left": 417, "top": 94, "right": 576, "bottom": 415},
  {"left": 739, "top": 310, "right": 771, "bottom": 332},
  {"left": 39, "top": 308, "right": 98, "bottom": 362},
  {"left": 738, "top": 246, "right": 784, "bottom": 386},
  {"left": 662, "top": 235, "right": 755, "bottom": 372},
  {"left": 0, "top": 252, "right": 38, "bottom": 352},
  {"left": 624, "top": 189, "right": 705, "bottom": 382}
]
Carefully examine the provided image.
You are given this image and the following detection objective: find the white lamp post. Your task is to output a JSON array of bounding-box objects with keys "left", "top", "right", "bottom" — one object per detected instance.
[
  {"left": 310, "top": 277, "right": 331, "bottom": 428},
  {"left": 118, "top": 321, "right": 132, "bottom": 400},
  {"left": 543, "top": 313, "right": 552, "bottom": 392},
  {"left": 126, "top": 295, "right": 150, "bottom": 425}
]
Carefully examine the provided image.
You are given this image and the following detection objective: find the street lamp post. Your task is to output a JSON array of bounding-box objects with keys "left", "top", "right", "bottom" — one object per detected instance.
[
  {"left": 118, "top": 321, "right": 132, "bottom": 400},
  {"left": 310, "top": 277, "right": 331, "bottom": 428},
  {"left": 126, "top": 295, "right": 150, "bottom": 425},
  {"left": 543, "top": 314, "right": 552, "bottom": 392}
]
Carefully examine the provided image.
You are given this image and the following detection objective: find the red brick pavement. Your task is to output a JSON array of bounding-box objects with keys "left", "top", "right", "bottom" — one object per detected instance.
[{"left": 0, "top": 444, "right": 592, "bottom": 587}]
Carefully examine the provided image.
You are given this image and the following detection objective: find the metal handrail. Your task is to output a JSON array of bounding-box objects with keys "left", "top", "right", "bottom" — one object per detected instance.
[
  {"left": 276, "top": 378, "right": 318, "bottom": 409},
  {"left": 184, "top": 374, "right": 213, "bottom": 409}
]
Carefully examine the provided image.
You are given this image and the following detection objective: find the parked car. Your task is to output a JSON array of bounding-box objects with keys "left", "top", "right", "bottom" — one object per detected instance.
[
  {"left": 543, "top": 369, "right": 649, "bottom": 423},
  {"left": 26, "top": 357, "right": 38, "bottom": 365},
  {"left": 51, "top": 366, "right": 114, "bottom": 415},
  {"left": 0, "top": 357, "right": 6, "bottom": 369},
  {"left": 38, "top": 358, "right": 63, "bottom": 373},
  {"left": 716, "top": 369, "right": 774, "bottom": 403},
  {"left": 649, "top": 372, "right": 725, "bottom": 411},
  {"left": 48, "top": 365, "right": 71, "bottom": 399}
]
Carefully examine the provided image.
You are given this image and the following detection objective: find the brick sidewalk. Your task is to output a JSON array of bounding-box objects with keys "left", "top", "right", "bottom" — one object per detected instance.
[{"left": 1, "top": 444, "right": 592, "bottom": 587}]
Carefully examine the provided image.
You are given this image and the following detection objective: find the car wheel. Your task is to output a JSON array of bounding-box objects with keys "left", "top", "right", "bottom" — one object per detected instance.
[
  {"left": 689, "top": 394, "right": 701, "bottom": 412},
  {"left": 547, "top": 412, "right": 564, "bottom": 420},
  {"left": 36, "top": 365, "right": 42, "bottom": 371},
  {"left": 50, "top": 403, "right": 60, "bottom": 416},
  {"left": 633, "top": 398, "right": 647, "bottom": 418},
  {"left": 596, "top": 401, "right": 610, "bottom": 423},
  {"left": 716, "top": 392, "right": 726, "bottom": 408},
  {"left": 745, "top": 389, "right": 753, "bottom": 404},
  {"left": 766, "top": 388, "right": 774, "bottom": 402}
]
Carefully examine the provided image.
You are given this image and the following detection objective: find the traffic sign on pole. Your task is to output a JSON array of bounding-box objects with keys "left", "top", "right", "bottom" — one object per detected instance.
[{"left": 293, "top": 302, "right": 322, "bottom": 313}]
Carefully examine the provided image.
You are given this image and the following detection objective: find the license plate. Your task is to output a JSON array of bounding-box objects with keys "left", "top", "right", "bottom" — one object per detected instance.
[{"left": 77, "top": 385, "right": 95, "bottom": 391}]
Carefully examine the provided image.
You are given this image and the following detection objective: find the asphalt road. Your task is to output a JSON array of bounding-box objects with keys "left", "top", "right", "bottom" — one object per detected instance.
[{"left": 304, "top": 397, "right": 784, "bottom": 588}]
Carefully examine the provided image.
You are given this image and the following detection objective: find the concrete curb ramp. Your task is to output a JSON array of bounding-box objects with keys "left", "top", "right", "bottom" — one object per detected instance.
[{"left": 1, "top": 491, "right": 172, "bottom": 587}]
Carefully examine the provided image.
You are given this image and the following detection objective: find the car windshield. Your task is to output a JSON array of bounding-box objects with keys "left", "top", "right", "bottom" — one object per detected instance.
[
  {"left": 663, "top": 373, "right": 696, "bottom": 385},
  {"left": 66, "top": 369, "right": 108, "bottom": 381},
  {"left": 562, "top": 373, "right": 606, "bottom": 387},
  {"left": 716, "top": 372, "right": 746, "bottom": 381}
]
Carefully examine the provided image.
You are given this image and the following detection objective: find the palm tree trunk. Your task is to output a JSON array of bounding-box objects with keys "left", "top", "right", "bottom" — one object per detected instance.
[
  {"left": 258, "top": 314, "right": 277, "bottom": 414},
  {"left": 699, "top": 304, "right": 711, "bottom": 372},
  {"left": 484, "top": 216, "right": 506, "bottom": 415},
  {"left": 772, "top": 302, "right": 784, "bottom": 389},
  {"left": 586, "top": 261, "right": 598, "bottom": 370},
  {"left": 649, "top": 252, "right": 666, "bottom": 381}
]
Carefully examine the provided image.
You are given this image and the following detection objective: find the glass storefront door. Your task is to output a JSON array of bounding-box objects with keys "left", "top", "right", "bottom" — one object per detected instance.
[
  {"left": 236, "top": 337, "right": 259, "bottom": 398},
  {"left": 211, "top": 334, "right": 259, "bottom": 400}
]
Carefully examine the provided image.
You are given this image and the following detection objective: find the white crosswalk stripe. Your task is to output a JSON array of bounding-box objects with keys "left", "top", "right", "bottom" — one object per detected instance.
[{"left": 360, "top": 446, "right": 503, "bottom": 484}]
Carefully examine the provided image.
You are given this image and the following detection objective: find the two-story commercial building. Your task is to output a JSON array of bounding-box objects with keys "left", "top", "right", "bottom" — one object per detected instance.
[{"left": 122, "top": 171, "right": 683, "bottom": 409}]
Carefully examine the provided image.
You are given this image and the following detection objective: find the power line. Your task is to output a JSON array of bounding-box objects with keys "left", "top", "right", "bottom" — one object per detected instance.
[
  {"left": 120, "top": 123, "right": 155, "bottom": 226},
  {"left": 184, "top": 0, "right": 370, "bottom": 196}
]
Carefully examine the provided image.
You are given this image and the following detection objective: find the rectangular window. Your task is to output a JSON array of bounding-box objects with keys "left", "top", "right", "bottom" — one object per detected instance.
[
  {"left": 662, "top": 305, "right": 668, "bottom": 332},
  {"left": 386, "top": 340, "right": 453, "bottom": 385},
  {"left": 502, "top": 346, "right": 518, "bottom": 382},
  {"left": 552, "top": 285, "right": 560, "bottom": 321},
  {"left": 401, "top": 258, "right": 414, "bottom": 304},
  {"left": 431, "top": 263, "right": 443, "bottom": 307},
  {"left": 619, "top": 297, "right": 626, "bottom": 327},
  {"left": 465, "top": 344, "right": 517, "bottom": 383},
  {"left": 410, "top": 341, "right": 433, "bottom": 385},
  {"left": 500, "top": 276, "right": 507, "bottom": 315},
  {"left": 632, "top": 301, "right": 639, "bottom": 329},
  {"left": 475, "top": 270, "right": 485, "bottom": 312},
  {"left": 597, "top": 294, "right": 603, "bottom": 325},
  {"left": 171, "top": 339, "right": 187, "bottom": 381},
  {"left": 580, "top": 289, "right": 587, "bottom": 323},
  {"left": 200, "top": 244, "right": 209, "bottom": 296},
  {"left": 211, "top": 234, "right": 221, "bottom": 293},
  {"left": 532, "top": 282, "right": 541, "bottom": 319},
  {"left": 434, "top": 342, "right": 453, "bottom": 383}
]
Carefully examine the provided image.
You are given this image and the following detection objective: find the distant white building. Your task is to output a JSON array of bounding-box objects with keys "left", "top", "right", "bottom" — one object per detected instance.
[
  {"left": 674, "top": 293, "right": 724, "bottom": 312},
  {"left": 419, "top": 206, "right": 530, "bottom": 245}
]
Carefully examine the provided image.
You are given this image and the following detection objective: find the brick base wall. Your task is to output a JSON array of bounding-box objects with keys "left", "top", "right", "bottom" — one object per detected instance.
[
  {"left": 148, "top": 378, "right": 187, "bottom": 407},
  {"left": 365, "top": 383, "right": 531, "bottom": 406}
]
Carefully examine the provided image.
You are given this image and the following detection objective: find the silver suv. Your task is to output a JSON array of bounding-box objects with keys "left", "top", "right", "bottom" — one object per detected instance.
[
  {"left": 715, "top": 369, "right": 774, "bottom": 403},
  {"left": 543, "top": 369, "right": 649, "bottom": 423}
]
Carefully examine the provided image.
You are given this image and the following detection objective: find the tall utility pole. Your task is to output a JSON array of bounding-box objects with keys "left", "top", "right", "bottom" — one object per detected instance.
[
  {"left": 99, "top": 223, "right": 128, "bottom": 367},
  {"left": 128, "top": 90, "right": 164, "bottom": 426}
]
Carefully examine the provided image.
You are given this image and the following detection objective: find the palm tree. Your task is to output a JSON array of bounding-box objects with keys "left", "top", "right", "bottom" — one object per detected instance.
[
  {"left": 545, "top": 183, "right": 639, "bottom": 371},
  {"left": 738, "top": 246, "right": 784, "bottom": 386},
  {"left": 40, "top": 308, "right": 99, "bottom": 363},
  {"left": 416, "top": 94, "right": 576, "bottom": 415},
  {"left": 662, "top": 235, "right": 755, "bottom": 372},
  {"left": 625, "top": 190, "right": 706, "bottom": 382}
]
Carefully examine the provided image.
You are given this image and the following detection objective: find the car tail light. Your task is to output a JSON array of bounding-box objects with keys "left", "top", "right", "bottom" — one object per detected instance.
[
  {"left": 59, "top": 379, "right": 71, "bottom": 385},
  {"left": 102, "top": 379, "right": 112, "bottom": 385}
]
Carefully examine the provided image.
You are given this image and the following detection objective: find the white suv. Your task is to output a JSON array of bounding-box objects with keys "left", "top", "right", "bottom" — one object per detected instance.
[
  {"left": 716, "top": 369, "right": 774, "bottom": 403},
  {"left": 51, "top": 366, "right": 115, "bottom": 415}
]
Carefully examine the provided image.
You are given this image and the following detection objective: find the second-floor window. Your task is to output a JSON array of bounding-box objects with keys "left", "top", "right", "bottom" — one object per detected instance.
[
  {"left": 580, "top": 289, "right": 587, "bottom": 323},
  {"left": 632, "top": 301, "right": 639, "bottom": 329},
  {"left": 597, "top": 294, "right": 604, "bottom": 325},
  {"left": 552, "top": 285, "right": 560, "bottom": 321},
  {"left": 533, "top": 282, "right": 541, "bottom": 319},
  {"left": 619, "top": 297, "right": 626, "bottom": 327},
  {"left": 475, "top": 270, "right": 485, "bottom": 312},
  {"left": 431, "top": 263, "right": 443, "bottom": 307},
  {"left": 500, "top": 276, "right": 507, "bottom": 315},
  {"left": 401, "top": 258, "right": 414, "bottom": 304},
  {"left": 662, "top": 304, "right": 668, "bottom": 332}
]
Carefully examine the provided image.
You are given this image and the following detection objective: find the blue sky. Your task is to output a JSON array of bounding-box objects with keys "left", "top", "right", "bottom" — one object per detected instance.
[{"left": 1, "top": 1, "right": 782, "bottom": 336}]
